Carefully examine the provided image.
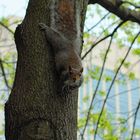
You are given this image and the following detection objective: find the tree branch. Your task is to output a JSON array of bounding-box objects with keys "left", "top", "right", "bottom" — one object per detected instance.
[
  {"left": 82, "top": 34, "right": 111, "bottom": 60},
  {"left": 86, "top": 12, "right": 110, "bottom": 32},
  {"left": 94, "top": 30, "right": 140, "bottom": 140},
  {"left": 89, "top": 0, "right": 140, "bottom": 24},
  {"left": 82, "top": 19, "right": 120, "bottom": 60},
  {"left": 0, "top": 21, "right": 14, "bottom": 34},
  {"left": 130, "top": 100, "right": 140, "bottom": 140},
  {"left": 93, "top": 86, "right": 140, "bottom": 108},
  {"left": 0, "top": 59, "right": 11, "bottom": 90},
  {"left": 81, "top": 21, "right": 125, "bottom": 140},
  {"left": 122, "top": 1, "right": 140, "bottom": 9}
]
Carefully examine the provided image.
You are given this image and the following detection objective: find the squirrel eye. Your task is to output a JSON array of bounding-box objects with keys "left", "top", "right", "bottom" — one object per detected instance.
[{"left": 73, "top": 78, "right": 76, "bottom": 82}]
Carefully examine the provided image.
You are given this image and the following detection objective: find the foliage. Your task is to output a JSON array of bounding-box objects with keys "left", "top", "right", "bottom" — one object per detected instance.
[
  {"left": 0, "top": 1, "right": 140, "bottom": 140},
  {"left": 79, "top": 2, "right": 140, "bottom": 140},
  {"left": 0, "top": 16, "right": 19, "bottom": 137}
]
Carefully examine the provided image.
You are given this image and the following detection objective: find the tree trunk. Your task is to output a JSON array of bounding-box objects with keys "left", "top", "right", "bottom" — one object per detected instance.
[{"left": 5, "top": 0, "right": 88, "bottom": 140}]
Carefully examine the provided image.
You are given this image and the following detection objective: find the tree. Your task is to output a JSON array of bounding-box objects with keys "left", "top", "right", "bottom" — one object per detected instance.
[
  {"left": 4, "top": 0, "right": 88, "bottom": 140},
  {"left": 3, "top": 0, "right": 140, "bottom": 140}
]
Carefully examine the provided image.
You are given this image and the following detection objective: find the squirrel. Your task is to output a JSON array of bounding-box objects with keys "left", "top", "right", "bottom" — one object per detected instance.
[{"left": 39, "top": 23, "right": 83, "bottom": 94}]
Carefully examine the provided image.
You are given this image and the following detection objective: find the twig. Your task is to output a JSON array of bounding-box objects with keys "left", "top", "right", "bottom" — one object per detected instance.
[
  {"left": 93, "top": 86, "right": 140, "bottom": 108},
  {"left": 1, "top": 60, "right": 17, "bottom": 64},
  {"left": 130, "top": 100, "right": 140, "bottom": 140},
  {"left": 82, "top": 34, "right": 111, "bottom": 60},
  {"left": 0, "top": 21, "right": 14, "bottom": 34},
  {"left": 127, "top": 59, "right": 140, "bottom": 73},
  {"left": 0, "top": 59, "right": 11, "bottom": 90},
  {"left": 86, "top": 12, "right": 110, "bottom": 32},
  {"left": 94, "top": 31, "right": 140, "bottom": 140},
  {"left": 110, "top": 111, "right": 136, "bottom": 125},
  {"left": 117, "top": 58, "right": 140, "bottom": 81},
  {"left": 82, "top": 20, "right": 120, "bottom": 60},
  {"left": 80, "top": 21, "right": 125, "bottom": 140},
  {"left": 122, "top": 1, "right": 140, "bottom": 9}
]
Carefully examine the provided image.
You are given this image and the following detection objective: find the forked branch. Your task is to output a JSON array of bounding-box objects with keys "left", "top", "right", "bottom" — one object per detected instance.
[
  {"left": 89, "top": 0, "right": 140, "bottom": 24},
  {"left": 94, "top": 31, "right": 140, "bottom": 140},
  {"left": 81, "top": 21, "right": 125, "bottom": 140}
]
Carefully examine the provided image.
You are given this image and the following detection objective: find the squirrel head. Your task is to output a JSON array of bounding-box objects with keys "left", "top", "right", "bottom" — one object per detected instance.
[{"left": 68, "top": 66, "right": 83, "bottom": 82}]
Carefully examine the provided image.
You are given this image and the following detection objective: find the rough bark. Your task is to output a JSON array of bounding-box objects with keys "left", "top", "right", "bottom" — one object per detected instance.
[
  {"left": 5, "top": 0, "right": 88, "bottom": 140},
  {"left": 89, "top": 0, "right": 140, "bottom": 24}
]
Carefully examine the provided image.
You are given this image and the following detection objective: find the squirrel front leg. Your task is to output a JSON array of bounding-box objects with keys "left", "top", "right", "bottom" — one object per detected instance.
[
  {"left": 39, "top": 23, "right": 68, "bottom": 53},
  {"left": 58, "top": 71, "right": 72, "bottom": 94}
]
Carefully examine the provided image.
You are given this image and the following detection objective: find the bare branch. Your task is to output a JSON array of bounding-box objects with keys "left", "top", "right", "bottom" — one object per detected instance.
[
  {"left": 0, "top": 59, "right": 11, "bottom": 90},
  {"left": 89, "top": 0, "right": 140, "bottom": 24},
  {"left": 0, "top": 21, "right": 14, "bottom": 34},
  {"left": 117, "top": 59, "right": 140, "bottom": 81},
  {"left": 82, "top": 19, "right": 120, "bottom": 60},
  {"left": 86, "top": 12, "right": 110, "bottom": 32},
  {"left": 81, "top": 21, "right": 125, "bottom": 140},
  {"left": 94, "top": 31, "right": 140, "bottom": 140},
  {"left": 93, "top": 86, "right": 140, "bottom": 108},
  {"left": 82, "top": 34, "right": 111, "bottom": 60},
  {"left": 127, "top": 59, "right": 140, "bottom": 73},
  {"left": 122, "top": 1, "right": 140, "bottom": 9},
  {"left": 112, "top": 111, "right": 136, "bottom": 125},
  {"left": 130, "top": 100, "right": 140, "bottom": 140},
  {"left": 1, "top": 60, "right": 17, "bottom": 64}
]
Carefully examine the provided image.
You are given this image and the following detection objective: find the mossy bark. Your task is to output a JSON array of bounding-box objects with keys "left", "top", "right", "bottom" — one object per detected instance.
[{"left": 5, "top": 0, "right": 88, "bottom": 140}]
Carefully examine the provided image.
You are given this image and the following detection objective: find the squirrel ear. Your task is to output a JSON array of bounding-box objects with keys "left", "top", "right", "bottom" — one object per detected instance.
[{"left": 80, "top": 68, "right": 83, "bottom": 73}]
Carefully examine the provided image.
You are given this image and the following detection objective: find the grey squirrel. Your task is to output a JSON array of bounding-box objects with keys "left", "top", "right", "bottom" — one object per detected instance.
[{"left": 39, "top": 23, "right": 83, "bottom": 94}]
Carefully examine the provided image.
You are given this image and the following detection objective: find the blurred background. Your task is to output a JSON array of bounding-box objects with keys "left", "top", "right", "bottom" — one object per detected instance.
[{"left": 0, "top": 0, "right": 140, "bottom": 140}]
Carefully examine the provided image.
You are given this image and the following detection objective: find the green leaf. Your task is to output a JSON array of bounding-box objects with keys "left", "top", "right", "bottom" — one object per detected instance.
[
  {"left": 0, "top": 17, "right": 10, "bottom": 26},
  {"left": 82, "top": 96, "right": 90, "bottom": 102},
  {"left": 128, "top": 72, "right": 135, "bottom": 80},
  {"left": 123, "top": 61, "right": 131, "bottom": 68},
  {"left": 98, "top": 90, "right": 106, "bottom": 96},
  {"left": 132, "top": 48, "right": 140, "bottom": 56}
]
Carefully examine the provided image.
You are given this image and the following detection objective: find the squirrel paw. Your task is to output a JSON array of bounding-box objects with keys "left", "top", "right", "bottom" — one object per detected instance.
[
  {"left": 61, "top": 85, "right": 71, "bottom": 94},
  {"left": 69, "top": 84, "right": 79, "bottom": 91}
]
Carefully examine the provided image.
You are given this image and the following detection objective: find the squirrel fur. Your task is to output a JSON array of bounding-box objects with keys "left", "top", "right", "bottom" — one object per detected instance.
[{"left": 39, "top": 23, "right": 83, "bottom": 94}]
